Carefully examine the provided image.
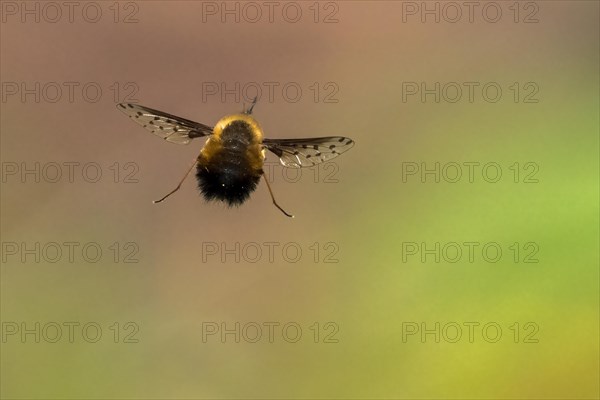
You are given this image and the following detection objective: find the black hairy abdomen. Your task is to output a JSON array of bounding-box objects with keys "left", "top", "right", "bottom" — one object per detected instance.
[
  {"left": 196, "top": 122, "right": 262, "bottom": 206},
  {"left": 196, "top": 155, "right": 261, "bottom": 206}
]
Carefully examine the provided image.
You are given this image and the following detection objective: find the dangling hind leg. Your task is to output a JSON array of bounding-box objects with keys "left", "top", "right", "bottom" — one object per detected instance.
[
  {"left": 153, "top": 159, "right": 197, "bottom": 204},
  {"left": 262, "top": 170, "right": 294, "bottom": 218}
]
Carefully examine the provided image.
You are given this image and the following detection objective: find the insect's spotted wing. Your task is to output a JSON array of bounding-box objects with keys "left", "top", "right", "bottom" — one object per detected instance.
[
  {"left": 262, "top": 137, "right": 354, "bottom": 168},
  {"left": 117, "top": 103, "right": 213, "bottom": 144}
]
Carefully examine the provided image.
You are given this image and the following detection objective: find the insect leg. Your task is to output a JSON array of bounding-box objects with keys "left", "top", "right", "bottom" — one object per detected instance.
[
  {"left": 262, "top": 171, "right": 294, "bottom": 218},
  {"left": 153, "top": 159, "right": 197, "bottom": 204}
]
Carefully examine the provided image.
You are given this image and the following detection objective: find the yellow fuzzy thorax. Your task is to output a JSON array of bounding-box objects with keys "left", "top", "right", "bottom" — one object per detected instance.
[{"left": 212, "top": 113, "right": 264, "bottom": 142}]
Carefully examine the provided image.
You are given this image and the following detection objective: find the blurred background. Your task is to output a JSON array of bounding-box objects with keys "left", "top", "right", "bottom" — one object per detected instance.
[{"left": 1, "top": 1, "right": 598, "bottom": 399}]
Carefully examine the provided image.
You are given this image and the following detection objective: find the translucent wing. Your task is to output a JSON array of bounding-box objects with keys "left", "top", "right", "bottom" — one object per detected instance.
[
  {"left": 117, "top": 103, "right": 213, "bottom": 144},
  {"left": 262, "top": 137, "right": 354, "bottom": 168}
]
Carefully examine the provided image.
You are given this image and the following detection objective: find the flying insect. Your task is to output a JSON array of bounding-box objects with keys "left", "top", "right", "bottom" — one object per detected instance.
[{"left": 117, "top": 98, "right": 354, "bottom": 217}]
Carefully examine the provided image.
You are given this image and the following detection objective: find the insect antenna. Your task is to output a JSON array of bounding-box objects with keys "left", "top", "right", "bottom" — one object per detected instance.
[
  {"left": 245, "top": 96, "right": 258, "bottom": 115},
  {"left": 262, "top": 170, "right": 294, "bottom": 218},
  {"left": 153, "top": 159, "right": 197, "bottom": 204}
]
